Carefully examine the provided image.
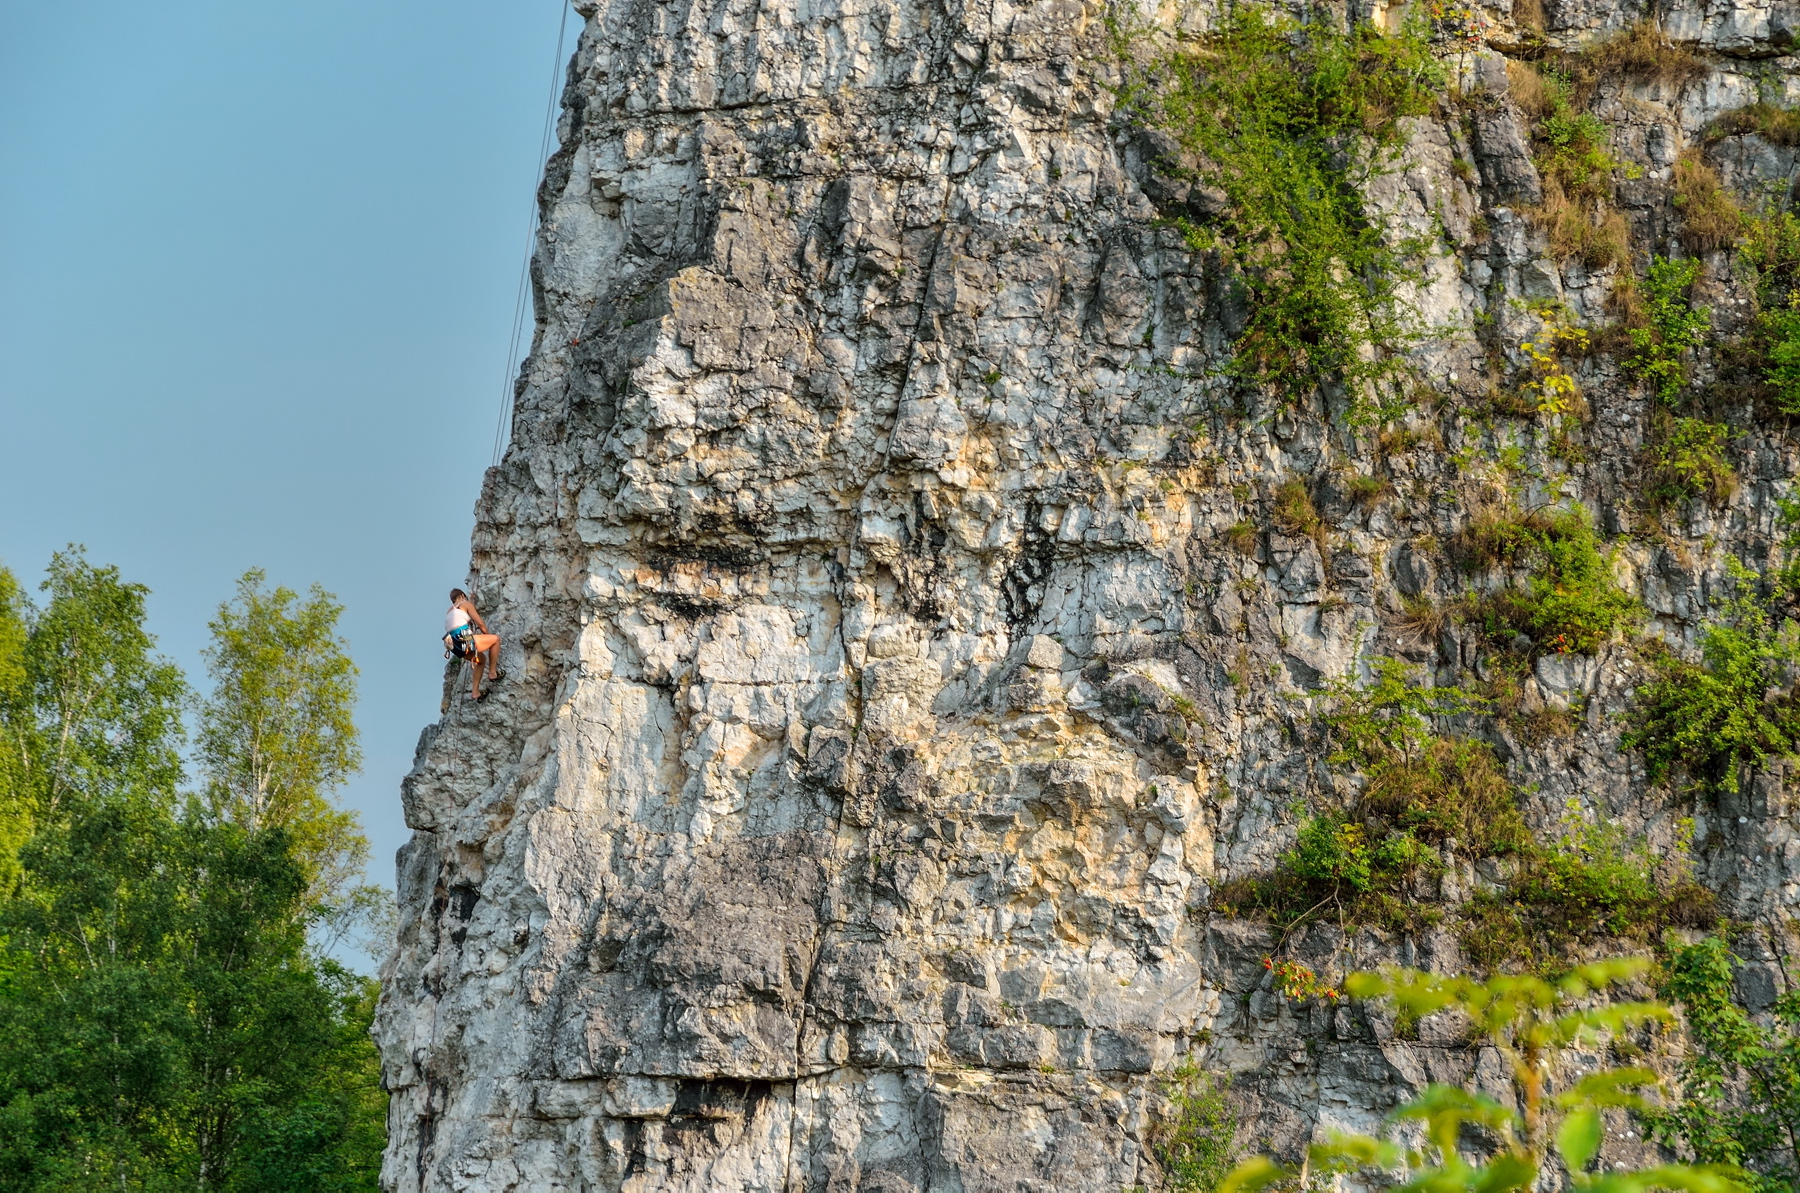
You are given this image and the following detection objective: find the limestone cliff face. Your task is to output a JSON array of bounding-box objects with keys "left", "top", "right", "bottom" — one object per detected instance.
[{"left": 377, "top": 0, "right": 1800, "bottom": 1187}]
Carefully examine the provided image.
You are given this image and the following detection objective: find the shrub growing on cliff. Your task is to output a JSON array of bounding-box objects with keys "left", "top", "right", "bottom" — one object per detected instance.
[
  {"left": 1647, "top": 935, "right": 1800, "bottom": 1193},
  {"left": 1582, "top": 20, "right": 1707, "bottom": 88},
  {"left": 1219, "top": 662, "right": 1528, "bottom": 929},
  {"left": 1626, "top": 257, "right": 1711, "bottom": 405},
  {"left": 1460, "top": 506, "right": 1640, "bottom": 656},
  {"left": 1323, "top": 662, "right": 1529, "bottom": 859},
  {"left": 1673, "top": 151, "right": 1747, "bottom": 253},
  {"left": 1362, "top": 736, "right": 1528, "bottom": 853},
  {"left": 1223, "top": 660, "right": 1713, "bottom": 957},
  {"left": 1710, "top": 101, "right": 1800, "bottom": 148},
  {"left": 1271, "top": 478, "right": 1321, "bottom": 541},
  {"left": 1760, "top": 296, "right": 1800, "bottom": 413},
  {"left": 1153, "top": 1063, "right": 1238, "bottom": 1192},
  {"left": 1646, "top": 411, "right": 1736, "bottom": 506},
  {"left": 1221, "top": 960, "right": 1743, "bottom": 1193},
  {"left": 1744, "top": 208, "right": 1800, "bottom": 306},
  {"left": 1459, "top": 805, "right": 1712, "bottom": 970},
  {"left": 1732, "top": 210, "right": 1800, "bottom": 412},
  {"left": 1134, "top": 8, "right": 1441, "bottom": 405},
  {"left": 1625, "top": 568, "right": 1800, "bottom": 797}
]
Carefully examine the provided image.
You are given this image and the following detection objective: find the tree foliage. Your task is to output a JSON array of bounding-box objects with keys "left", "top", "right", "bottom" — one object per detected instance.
[
  {"left": 198, "top": 571, "right": 363, "bottom": 904},
  {"left": 2, "top": 551, "right": 187, "bottom": 834},
  {"left": 0, "top": 551, "right": 384, "bottom": 1190}
]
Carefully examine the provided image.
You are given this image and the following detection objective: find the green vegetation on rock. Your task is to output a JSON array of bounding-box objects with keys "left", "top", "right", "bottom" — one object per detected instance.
[
  {"left": 1626, "top": 256, "right": 1711, "bottom": 406},
  {"left": 1625, "top": 566, "right": 1800, "bottom": 798},
  {"left": 1646, "top": 411, "right": 1736, "bottom": 507},
  {"left": 1152, "top": 1062, "right": 1237, "bottom": 1193},
  {"left": 1736, "top": 209, "right": 1800, "bottom": 412},
  {"left": 1457, "top": 505, "right": 1640, "bottom": 656},
  {"left": 1460, "top": 809, "right": 1712, "bottom": 970},
  {"left": 1222, "top": 659, "right": 1709, "bottom": 961},
  {"left": 1217, "top": 661, "right": 1522, "bottom": 931},
  {"left": 1132, "top": 8, "right": 1441, "bottom": 406},
  {"left": 1648, "top": 935, "right": 1800, "bottom": 1193}
]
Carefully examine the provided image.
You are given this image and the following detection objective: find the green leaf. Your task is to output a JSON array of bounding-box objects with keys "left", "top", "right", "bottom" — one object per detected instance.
[
  {"left": 1608, "top": 1163, "right": 1748, "bottom": 1193},
  {"left": 1218, "top": 1155, "right": 1289, "bottom": 1193},
  {"left": 1395, "top": 1085, "right": 1520, "bottom": 1163},
  {"left": 1560, "top": 957, "right": 1651, "bottom": 997},
  {"left": 1472, "top": 1151, "right": 1538, "bottom": 1193},
  {"left": 1558, "top": 1107, "right": 1601, "bottom": 1173},
  {"left": 1555, "top": 1067, "right": 1658, "bottom": 1112},
  {"left": 1310, "top": 1131, "right": 1402, "bottom": 1173}
]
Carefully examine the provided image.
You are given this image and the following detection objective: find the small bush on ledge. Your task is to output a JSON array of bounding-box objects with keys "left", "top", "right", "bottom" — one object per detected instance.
[
  {"left": 1457, "top": 506, "right": 1641, "bottom": 656},
  {"left": 1625, "top": 565, "right": 1800, "bottom": 797},
  {"left": 1216, "top": 661, "right": 1710, "bottom": 963},
  {"left": 1459, "top": 810, "right": 1714, "bottom": 970}
]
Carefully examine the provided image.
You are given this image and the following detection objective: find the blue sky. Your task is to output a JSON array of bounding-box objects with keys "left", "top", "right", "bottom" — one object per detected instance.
[{"left": 1, "top": 0, "right": 572, "bottom": 929}]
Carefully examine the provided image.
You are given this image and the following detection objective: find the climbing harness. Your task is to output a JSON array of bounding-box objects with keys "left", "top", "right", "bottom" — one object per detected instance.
[{"left": 445, "top": 623, "right": 479, "bottom": 661}]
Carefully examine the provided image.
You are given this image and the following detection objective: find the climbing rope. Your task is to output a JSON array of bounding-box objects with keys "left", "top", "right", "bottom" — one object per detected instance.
[{"left": 490, "top": 0, "right": 574, "bottom": 470}]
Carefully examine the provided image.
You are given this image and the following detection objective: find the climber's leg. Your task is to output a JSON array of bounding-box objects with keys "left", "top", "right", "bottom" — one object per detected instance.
[{"left": 474, "top": 634, "right": 501, "bottom": 682}]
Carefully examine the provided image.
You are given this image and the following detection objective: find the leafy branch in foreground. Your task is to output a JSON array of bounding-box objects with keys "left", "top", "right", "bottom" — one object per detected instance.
[{"left": 1216, "top": 960, "right": 1743, "bottom": 1193}]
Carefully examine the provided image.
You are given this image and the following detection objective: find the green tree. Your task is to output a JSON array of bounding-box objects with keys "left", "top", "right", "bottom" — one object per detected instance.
[
  {"left": 0, "top": 565, "right": 33, "bottom": 890},
  {"left": 0, "top": 552, "right": 385, "bottom": 1190},
  {"left": 1647, "top": 936, "right": 1800, "bottom": 1193},
  {"left": 11, "top": 549, "right": 187, "bottom": 826},
  {"left": 197, "top": 570, "right": 364, "bottom": 906}
]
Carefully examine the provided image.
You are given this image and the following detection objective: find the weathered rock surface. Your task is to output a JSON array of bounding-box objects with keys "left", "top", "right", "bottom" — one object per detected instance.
[{"left": 376, "top": 0, "right": 1800, "bottom": 1187}]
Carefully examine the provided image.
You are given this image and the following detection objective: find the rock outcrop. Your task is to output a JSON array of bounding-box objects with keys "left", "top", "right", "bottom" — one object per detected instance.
[{"left": 376, "top": 0, "right": 1800, "bottom": 1187}]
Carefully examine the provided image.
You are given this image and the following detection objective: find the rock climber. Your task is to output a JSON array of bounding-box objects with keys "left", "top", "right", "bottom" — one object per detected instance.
[{"left": 445, "top": 588, "right": 504, "bottom": 702}]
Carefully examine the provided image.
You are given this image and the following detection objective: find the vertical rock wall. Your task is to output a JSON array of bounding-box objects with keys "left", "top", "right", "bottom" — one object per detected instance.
[{"left": 377, "top": 0, "right": 1800, "bottom": 1187}]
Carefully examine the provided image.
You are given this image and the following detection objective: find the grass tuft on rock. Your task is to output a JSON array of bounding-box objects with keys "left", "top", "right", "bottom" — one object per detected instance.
[
  {"left": 1580, "top": 20, "right": 1707, "bottom": 88},
  {"left": 1673, "top": 150, "right": 1746, "bottom": 253}
]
